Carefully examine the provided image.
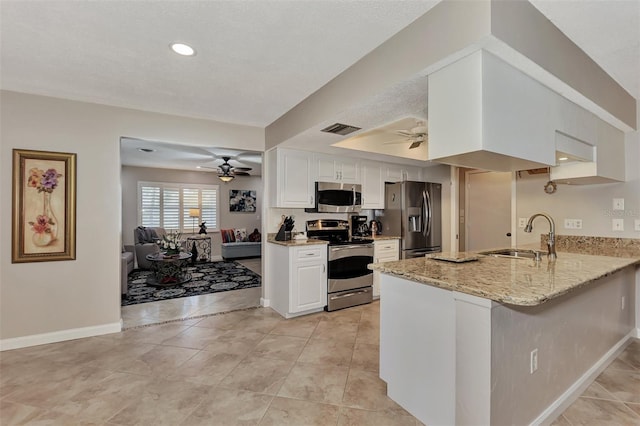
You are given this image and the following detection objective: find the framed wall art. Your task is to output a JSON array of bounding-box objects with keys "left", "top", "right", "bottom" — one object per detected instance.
[
  {"left": 12, "top": 149, "right": 77, "bottom": 263},
  {"left": 229, "top": 189, "right": 256, "bottom": 212}
]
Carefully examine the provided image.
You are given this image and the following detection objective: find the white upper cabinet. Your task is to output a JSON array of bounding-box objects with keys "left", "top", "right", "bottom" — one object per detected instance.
[
  {"left": 315, "top": 154, "right": 360, "bottom": 184},
  {"left": 550, "top": 117, "right": 625, "bottom": 184},
  {"left": 428, "top": 49, "right": 626, "bottom": 183},
  {"left": 268, "top": 148, "right": 315, "bottom": 208},
  {"left": 384, "top": 163, "right": 423, "bottom": 183},
  {"left": 428, "top": 50, "right": 557, "bottom": 172},
  {"left": 361, "top": 161, "right": 384, "bottom": 209}
]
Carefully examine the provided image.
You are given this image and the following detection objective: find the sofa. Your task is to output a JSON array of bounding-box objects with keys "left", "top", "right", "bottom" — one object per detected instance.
[
  {"left": 220, "top": 228, "right": 261, "bottom": 260},
  {"left": 134, "top": 226, "right": 166, "bottom": 269},
  {"left": 121, "top": 245, "right": 135, "bottom": 295}
]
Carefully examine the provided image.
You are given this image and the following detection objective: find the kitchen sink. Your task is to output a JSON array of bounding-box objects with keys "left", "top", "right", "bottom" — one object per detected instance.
[{"left": 478, "top": 248, "right": 546, "bottom": 260}]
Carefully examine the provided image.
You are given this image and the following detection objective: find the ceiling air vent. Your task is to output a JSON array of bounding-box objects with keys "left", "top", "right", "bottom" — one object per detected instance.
[{"left": 321, "top": 123, "right": 361, "bottom": 136}]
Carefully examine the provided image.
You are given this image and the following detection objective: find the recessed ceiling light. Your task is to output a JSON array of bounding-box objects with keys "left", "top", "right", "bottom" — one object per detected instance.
[
  {"left": 138, "top": 148, "right": 155, "bottom": 153},
  {"left": 170, "top": 42, "right": 196, "bottom": 56},
  {"left": 558, "top": 157, "right": 569, "bottom": 161}
]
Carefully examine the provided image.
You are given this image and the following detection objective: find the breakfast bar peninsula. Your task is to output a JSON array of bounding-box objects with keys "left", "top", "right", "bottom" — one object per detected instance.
[{"left": 370, "top": 251, "right": 639, "bottom": 425}]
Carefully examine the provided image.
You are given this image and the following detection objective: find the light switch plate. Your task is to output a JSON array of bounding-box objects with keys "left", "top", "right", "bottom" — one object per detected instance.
[
  {"left": 613, "top": 198, "right": 625, "bottom": 210},
  {"left": 519, "top": 218, "right": 527, "bottom": 228},
  {"left": 612, "top": 218, "right": 624, "bottom": 231}
]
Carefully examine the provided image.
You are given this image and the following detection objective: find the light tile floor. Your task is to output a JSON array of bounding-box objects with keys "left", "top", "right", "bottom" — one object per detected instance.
[{"left": 3, "top": 256, "right": 640, "bottom": 426}]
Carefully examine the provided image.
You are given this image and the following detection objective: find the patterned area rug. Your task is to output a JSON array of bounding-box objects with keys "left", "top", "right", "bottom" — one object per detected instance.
[{"left": 122, "top": 260, "right": 261, "bottom": 306}]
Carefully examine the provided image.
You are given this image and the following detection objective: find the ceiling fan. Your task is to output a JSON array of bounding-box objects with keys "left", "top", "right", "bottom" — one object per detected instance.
[
  {"left": 200, "top": 156, "right": 252, "bottom": 182},
  {"left": 384, "top": 120, "right": 428, "bottom": 149}
]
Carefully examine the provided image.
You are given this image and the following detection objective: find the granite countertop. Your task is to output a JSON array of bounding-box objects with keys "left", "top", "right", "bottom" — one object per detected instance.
[
  {"left": 369, "top": 251, "right": 640, "bottom": 306},
  {"left": 267, "top": 236, "right": 328, "bottom": 247},
  {"left": 370, "top": 235, "right": 401, "bottom": 241}
]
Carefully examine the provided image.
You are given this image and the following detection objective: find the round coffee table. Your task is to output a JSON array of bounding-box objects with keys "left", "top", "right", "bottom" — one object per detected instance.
[{"left": 145, "top": 252, "right": 192, "bottom": 287}]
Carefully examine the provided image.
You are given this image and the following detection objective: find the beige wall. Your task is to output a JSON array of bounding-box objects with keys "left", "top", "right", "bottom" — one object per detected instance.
[
  {"left": 0, "top": 91, "right": 263, "bottom": 345},
  {"left": 121, "top": 165, "right": 262, "bottom": 259}
]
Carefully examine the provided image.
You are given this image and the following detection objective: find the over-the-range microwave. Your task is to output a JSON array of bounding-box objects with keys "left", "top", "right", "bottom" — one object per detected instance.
[{"left": 305, "top": 182, "right": 362, "bottom": 213}]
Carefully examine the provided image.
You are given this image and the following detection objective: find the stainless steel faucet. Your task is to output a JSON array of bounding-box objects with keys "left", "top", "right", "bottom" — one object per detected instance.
[{"left": 524, "top": 213, "right": 557, "bottom": 260}]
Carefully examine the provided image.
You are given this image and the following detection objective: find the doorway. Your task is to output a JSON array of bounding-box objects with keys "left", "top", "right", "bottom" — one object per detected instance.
[{"left": 464, "top": 170, "right": 513, "bottom": 251}]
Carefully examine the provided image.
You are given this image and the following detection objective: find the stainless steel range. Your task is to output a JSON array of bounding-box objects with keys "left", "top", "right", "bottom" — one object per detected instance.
[{"left": 306, "top": 219, "right": 373, "bottom": 311}]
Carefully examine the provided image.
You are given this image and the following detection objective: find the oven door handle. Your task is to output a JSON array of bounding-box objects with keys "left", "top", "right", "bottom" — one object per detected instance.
[
  {"left": 330, "top": 244, "right": 373, "bottom": 251},
  {"left": 330, "top": 288, "right": 371, "bottom": 300}
]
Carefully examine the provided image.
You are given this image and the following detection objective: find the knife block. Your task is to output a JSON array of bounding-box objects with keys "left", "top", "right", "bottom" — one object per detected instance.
[{"left": 274, "top": 224, "right": 291, "bottom": 241}]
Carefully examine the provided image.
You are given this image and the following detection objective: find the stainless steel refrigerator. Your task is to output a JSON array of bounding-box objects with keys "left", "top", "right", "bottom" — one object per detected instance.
[{"left": 382, "top": 181, "right": 442, "bottom": 259}]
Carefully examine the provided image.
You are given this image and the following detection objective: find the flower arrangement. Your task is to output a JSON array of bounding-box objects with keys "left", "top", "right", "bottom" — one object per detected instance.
[
  {"left": 28, "top": 168, "right": 62, "bottom": 193},
  {"left": 27, "top": 167, "right": 63, "bottom": 246},
  {"left": 158, "top": 231, "right": 182, "bottom": 255}
]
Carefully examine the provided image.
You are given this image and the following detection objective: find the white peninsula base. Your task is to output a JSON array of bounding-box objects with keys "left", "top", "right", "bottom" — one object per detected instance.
[{"left": 379, "top": 267, "right": 636, "bottom": 425}]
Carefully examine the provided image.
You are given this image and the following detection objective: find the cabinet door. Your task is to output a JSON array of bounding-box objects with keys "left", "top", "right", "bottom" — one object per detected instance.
[
  {"left": 385, "top": 164, "right": 404, "bottom": 183},
  {"left": 403, "top": 166, "right": 422, "bottom": 182},
  {"left": 361, "top": 161, "right": 384, "bottom": 209},
  {"left": 316, "top": 155, "right": 339, "bottom": 182},
  {"left": 339, "top": 159, "right": 360, "bottom": 184},
  {"left": 373, "top": 240, "right": 399, "bottom": 298},
  {"left": 279, "top": 149, "right": 314, "bottom": 208},
  {"left": 292, "top": 260, "right": 326, "bottom": 313}
]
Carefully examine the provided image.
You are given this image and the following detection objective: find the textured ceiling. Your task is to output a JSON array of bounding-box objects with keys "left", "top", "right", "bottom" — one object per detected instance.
[
  {"left": 1, "top": 0, "right": 638, "bottom": 169},
  {"left": 0, "top": 0, "right": 440, "bottom": 127}
]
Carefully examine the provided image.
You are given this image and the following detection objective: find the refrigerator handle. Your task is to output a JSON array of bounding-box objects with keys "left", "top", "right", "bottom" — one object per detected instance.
[
  {"left": 421, "top": 191, "right": 427, "bottom": 236},
  {"left": 424, "top": 189, "right": 432, "bottom": 237}
]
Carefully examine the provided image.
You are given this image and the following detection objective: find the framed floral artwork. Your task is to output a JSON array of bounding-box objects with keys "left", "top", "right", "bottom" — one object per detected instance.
[
  {"left": 229, "top": 189, "right": 257, "bottom": 212},
  {"left": 12, "top": 149, "right": 77, "bottom": 263}
]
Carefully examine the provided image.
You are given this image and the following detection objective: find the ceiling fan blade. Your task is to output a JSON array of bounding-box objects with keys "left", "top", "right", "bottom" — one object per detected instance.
[
  {"left": 233, "top": 171, "right": 251, "bottom": 176},
  {"left": 394, "top": 130, "right": 414, "bottom": 137},
  {"left": 233, "top": 167, "right": 252, "bottom": 172},
  {"left": 409, "top": 141, "right": 423, "bottom": 149}
]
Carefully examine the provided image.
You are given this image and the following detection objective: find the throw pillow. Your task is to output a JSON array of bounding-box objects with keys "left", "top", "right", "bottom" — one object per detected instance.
[
  {"left": 234, "top": 228, "right": 247, "bottom": 242},
  {"left": 221, "top": 229, "right": 236, "bottom": 243},
  {"left": 135, "top": 226, "right": 159, "bottom": 244},
  {"left": 248, "top": 228, "right": 261, "bottom": 242}
]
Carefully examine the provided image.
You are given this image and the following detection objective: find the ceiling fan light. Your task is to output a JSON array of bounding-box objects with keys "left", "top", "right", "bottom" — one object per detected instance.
[{"left": 219, "top": 174, "right": 234, "bottom": 182}]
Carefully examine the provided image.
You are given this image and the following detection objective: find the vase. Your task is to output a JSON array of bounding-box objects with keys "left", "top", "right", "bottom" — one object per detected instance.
[
  {"left": 32, "top": 230, "right": 53, "bottom": 247},
  {"left": 32, "top": 192, "right": 58, "bottom": 247},
  {"left": 43, "top": 191, "right": 58, "bottom": 242}
]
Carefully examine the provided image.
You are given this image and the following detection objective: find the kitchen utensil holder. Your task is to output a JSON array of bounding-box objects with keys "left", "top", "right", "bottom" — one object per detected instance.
[{"left": 275, "top": 225, "right": 292, "bottom": 241}]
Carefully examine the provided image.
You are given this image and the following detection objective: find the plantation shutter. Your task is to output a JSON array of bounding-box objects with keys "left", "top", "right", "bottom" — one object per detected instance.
[
  {"left": 182, "top": 188, "right": 200, "bottom": 232},
  {"left": 201, "top": 188, "right": 218, "bottom": 231},
  {"left": 140, "top": 185, "right": 161, "bottom": 227},
  {"left": 162, "top": 188, "right": 180, "bottom": 231},
  {"left": 138, "top": 182, "right": 219, "bottom": 233}
]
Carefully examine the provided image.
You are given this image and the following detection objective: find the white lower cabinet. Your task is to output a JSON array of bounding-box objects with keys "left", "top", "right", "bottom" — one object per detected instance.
[
  {"left": 269, "top": 243, "right": 327, "bottom": 318},
  {"left": 373, "top": 239, "right": 400, "bottom": 298}
]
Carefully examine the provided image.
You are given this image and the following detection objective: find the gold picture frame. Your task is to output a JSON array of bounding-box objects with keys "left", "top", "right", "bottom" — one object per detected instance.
[{"left": 12, "top": 149, "right": 77, "bottom": 263}]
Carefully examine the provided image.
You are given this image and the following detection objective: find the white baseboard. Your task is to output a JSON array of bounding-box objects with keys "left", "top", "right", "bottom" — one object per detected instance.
[
  {"left": 211, "top": 255, "right": 223, "bottom": 262},
  {"left": 530, "top": 330, "right": 636, "bottom": 426},
  {"left": 260, "top": 297, "right": 270, "bottom": 307},
  {"left": 0, "top": 322, "right": 122, "bottom": 351}
]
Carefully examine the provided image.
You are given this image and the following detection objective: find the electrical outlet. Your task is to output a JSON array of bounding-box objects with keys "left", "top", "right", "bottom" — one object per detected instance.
[
  {"left": 613, "top": 198, "right": 625, "bottom": 211},
  {"left": 635, "top": 219, "right": 640, "bottom": 232},
  {"left": 530, "top": 349, "right": 538, "bottom": 374},
  {"left": 612, "top": 218, "right": 624, "bottom": 232},
  {"left": 518, "top": 218, "right": 527, "bottom": 228},
  {"left": 564, "top": 219, "right": 583, "bottom": 229},
  {"left": 621, "top": 296, "right": 625, "bottom": 311}
]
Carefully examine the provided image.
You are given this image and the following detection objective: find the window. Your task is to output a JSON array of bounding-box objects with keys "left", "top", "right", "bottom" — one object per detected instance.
[{"left": 138, "top": 181, "right": 218, "bottom": 232}]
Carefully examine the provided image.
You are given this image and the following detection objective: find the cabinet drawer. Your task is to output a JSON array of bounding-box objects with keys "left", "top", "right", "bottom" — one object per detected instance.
[{"left": 295, "top": 246, "right": 325, "bottom": 260}]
